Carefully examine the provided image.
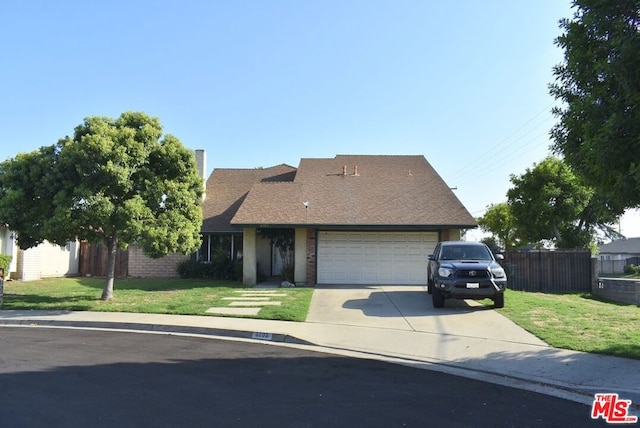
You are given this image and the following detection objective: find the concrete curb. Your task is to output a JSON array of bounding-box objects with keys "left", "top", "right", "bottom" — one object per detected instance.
[{"left": 0, "top": 318, "right": 314, "bottom": 346}]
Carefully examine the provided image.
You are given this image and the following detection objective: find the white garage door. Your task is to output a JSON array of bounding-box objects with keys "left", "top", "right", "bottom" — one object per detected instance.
[{"left": 317, "top": 231, "right": 438, "bottom": 284}]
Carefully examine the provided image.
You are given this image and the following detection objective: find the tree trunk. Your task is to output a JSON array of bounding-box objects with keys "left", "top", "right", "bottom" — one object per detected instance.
[
  {"left": 0, "top": 275, "right": 4, "bottom": 308},
  {"left": 552, "top": 222, "right": 562, "bottom": 244},
  {"left": 278, "top": 246, "right": 294, "bottom": 282},
  {"left": 101, "top": 235, "right": 118, "bottom": 300}
]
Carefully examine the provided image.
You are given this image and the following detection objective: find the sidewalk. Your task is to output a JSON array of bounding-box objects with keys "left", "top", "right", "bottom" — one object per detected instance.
[{"left": 1, "top": 285, "right": 639, "bottom": 408}]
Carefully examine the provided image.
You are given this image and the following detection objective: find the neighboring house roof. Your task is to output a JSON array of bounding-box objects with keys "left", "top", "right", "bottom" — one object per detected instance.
[
  {"left": 598, "top": 237, "right": 640, "bottom": 255},
  {"left": 231, "top": 154, "right": 477, "bottom": 228},
  {"left": 200, "top": 164, "right": 297, "bottom": 233}
]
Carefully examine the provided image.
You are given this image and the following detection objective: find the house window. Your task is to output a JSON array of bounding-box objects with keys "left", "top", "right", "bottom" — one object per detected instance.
[{"left": 198, "top": 234, "right": 243, "bottom": 262}]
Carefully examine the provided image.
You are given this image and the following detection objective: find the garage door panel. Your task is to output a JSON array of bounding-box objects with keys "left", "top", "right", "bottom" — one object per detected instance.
[
  {"left": 363, "top": 246, "right": 378, "bottom": 256},
  {"left": 405, "top": 272, "right": 425, "bottom": 283},
  {"left": 348, "top": 248, "right": 363, "bottom": 256},
  {"left": 362, "top": 260, "right": 378, "bottom": 269},
  {"left": 317, "top": 231, "right": 437, "bottom": 285},
  {"left": 334, "top": 259, "right": 349, "bottom": 269}
]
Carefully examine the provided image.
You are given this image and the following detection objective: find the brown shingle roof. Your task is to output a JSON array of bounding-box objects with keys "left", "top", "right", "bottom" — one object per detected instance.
[
  {"left": 231, "top": 155, "right": 477, "bottom": 227},
  {"left": 201, "top": 164, "right": 297, "bottom": 232}
]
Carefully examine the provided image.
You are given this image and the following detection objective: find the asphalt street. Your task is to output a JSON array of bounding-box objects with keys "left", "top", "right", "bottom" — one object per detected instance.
[{"left": 0, "top": 327, "right": 607, "bottom": 428}]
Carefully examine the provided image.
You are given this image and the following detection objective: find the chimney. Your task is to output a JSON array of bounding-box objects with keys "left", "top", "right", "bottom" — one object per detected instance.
[
  {"left": 194, "top": 149, "right": 207, "bottom": 200},
  {"left": 342, "top": 165, "right": 347, "bottom": 176},
  {"left": 353, "top": 165, "right": 359, "bottom": 176}
]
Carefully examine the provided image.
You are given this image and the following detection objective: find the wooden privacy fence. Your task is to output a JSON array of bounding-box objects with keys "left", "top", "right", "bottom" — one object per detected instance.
[
  {"left": 502, "top": 250, "right": 593, "bottom": 293},
  {"left": 79, "top": 242, "right": 129, "bottom": 278}
]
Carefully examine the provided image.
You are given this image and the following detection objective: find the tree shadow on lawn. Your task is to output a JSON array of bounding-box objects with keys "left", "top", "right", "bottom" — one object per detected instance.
[
  {"left": 595, "top": 343, "right": 640, "bottom": 361},
  {"left": 72, "top": 277, "right": 244, "bottom": 292},
  {"left": 1, "top": 293, "right": 94, "bottom": 311},
  {"left": 579, "top": 292, "right": 638, "bottom": 307}
]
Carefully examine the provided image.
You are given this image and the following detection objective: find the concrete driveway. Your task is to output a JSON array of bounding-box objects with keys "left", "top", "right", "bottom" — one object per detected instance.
[{"left": 306, "top": 284, "right": 547, "bottom": 346}]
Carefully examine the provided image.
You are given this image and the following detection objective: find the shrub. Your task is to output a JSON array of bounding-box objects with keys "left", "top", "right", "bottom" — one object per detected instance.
[
  {"left": 177, "top": 259, "right": 211, "bottom": 279},
  {"left": 0, "top": 254, "right": 11, "bottom": 276},
  {"left": 177, "top": 251, "right": 242, "bottom": 281},
  {"left": 624, "top": 264, "right": 640, "bottom": 275},
  {"left": 283, "top": 264, "right": 294, "bottom": 282},
  {"left": 233, "top": 259, "right": 243, "bottom": 281},
  {"left": 211, "top": 248, "right": 234, "bottom": 279}
]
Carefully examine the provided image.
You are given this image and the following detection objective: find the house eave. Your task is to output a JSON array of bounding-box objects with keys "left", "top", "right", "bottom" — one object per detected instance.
[
  {"left": 200, "top": 229, "right": 244, "bottom": 234},
  {"left": 230, "top": 223, "right": 478, "bottom": 231}
]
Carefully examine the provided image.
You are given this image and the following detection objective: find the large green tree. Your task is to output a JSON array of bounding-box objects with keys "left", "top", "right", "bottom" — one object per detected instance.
[
  {"left": 0, "top": 146, "right": 61, "bottom": 249},
  {"left": 477, "top": 202, "right": 521, "bottom": 250},
  {"left": 550, "top": 0, "right": 640, "bottom": 212},
  {"left": 507, "top": 157, "right": 619, "bottom": 248},
  {"left": 0, "top": 112, "right": 203, "bottom": 300}
]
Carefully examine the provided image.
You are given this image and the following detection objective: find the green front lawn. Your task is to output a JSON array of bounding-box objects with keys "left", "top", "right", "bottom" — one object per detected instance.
[
  {"left": 0, "top": 277, "right": 313, "bottom": 322},
  {"left": 493, "top": 290, "right": 640, "bottom": 360}
]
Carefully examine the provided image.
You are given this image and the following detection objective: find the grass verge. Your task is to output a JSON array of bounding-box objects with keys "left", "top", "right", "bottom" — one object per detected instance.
[
  {"left": 1, "top": 277, "right": 313, "bottom": 322},
  {"left": 492, "top": 289, "right": 640, "bottom": 360}
]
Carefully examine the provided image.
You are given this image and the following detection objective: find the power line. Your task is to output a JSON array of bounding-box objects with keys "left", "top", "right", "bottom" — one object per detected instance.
[
  {"left": 452, "top": 129, "right": 552, "bottom": 190},
  {"left": 446, "top": 102, "right": 556, "bottom": 185}
]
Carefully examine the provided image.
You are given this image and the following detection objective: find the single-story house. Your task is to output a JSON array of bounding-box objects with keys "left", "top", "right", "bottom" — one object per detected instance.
[
  {"left": 597, "top": 237, "right": 640, "bottom": 274},
  {"left": 200, "top": 154, "right": 477, "bottom": 285}
]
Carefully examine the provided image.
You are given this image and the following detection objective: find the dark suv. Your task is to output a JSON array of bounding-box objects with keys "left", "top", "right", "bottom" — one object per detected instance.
[{"left": 427, "top": 241, "right": 506, "bottom": 308}]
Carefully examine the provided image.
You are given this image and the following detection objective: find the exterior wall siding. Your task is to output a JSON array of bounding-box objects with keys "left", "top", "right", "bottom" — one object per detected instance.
[
  {"left": 40, "top": 241, "right": 80, "bottom": 277},
  {"left": 597, "top": 257, "right": 640, "bottom": 274},
  {"left": 294, "top": 228, "right": 307, "bottom": 285},
  {"left": 15, "top": 241, "right": 80, "bottom": 281},
  {"left": 127, "top": 245, "right": 188, "bottom": 278},
  {"left": 0, "top": 227, "right": 18, "bottom": 275},
  {"left": 597, "top": 259, "right": 627, "bottom": 274},
  {"left": 17, "top": 248, "right": 40, "bottom": 281},
  {"left": 242, "top": 227, "right": 257, "bottom": 285}
]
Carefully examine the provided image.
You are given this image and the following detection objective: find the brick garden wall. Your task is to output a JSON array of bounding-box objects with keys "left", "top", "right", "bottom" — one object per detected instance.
[
  {"left": 593, "top": 278, "right": 640, "bottom": 306},
  {"left": 127, "top": 245, "right": 189, "bottom": 278}
]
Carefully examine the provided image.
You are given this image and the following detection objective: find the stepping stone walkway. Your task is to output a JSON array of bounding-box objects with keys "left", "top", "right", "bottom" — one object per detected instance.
[{"left": 205, "top": 289, "right": 287, "bottom": 316}]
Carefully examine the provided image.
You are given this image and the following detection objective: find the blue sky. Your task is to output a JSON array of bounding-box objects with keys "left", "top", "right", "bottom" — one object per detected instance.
[{"left": 2, "top": 1, "right": 638, "bottom": 237}]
